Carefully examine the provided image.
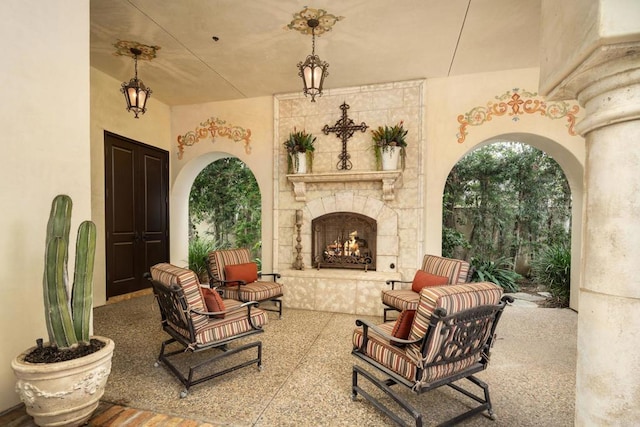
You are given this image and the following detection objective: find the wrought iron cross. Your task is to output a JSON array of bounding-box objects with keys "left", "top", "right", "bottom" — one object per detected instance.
[{"left": 322, "top": 102, "right": 368, "bottom": 170}]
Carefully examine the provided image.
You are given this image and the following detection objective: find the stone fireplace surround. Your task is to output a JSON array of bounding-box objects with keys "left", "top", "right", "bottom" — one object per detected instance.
[{"left": 274, "top": 80, "right": 424, "bottom": 316}]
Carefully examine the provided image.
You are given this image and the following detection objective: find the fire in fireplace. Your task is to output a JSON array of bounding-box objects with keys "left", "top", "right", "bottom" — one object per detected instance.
[{"left": 312, "top": 212, "right": 377, "bottom": 270}]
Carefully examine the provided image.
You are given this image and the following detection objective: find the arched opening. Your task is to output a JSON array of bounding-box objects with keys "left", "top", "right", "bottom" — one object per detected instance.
[
  {"left": 438, "top": 133, "right": 583, "bottom": 309},
  {"left": 443, "top": 141, "right": 571, "bottom": 301},
  {"left": 187, "top": 157, "right": 261, "bottom": 281},
  {"left": 170, "top": 152, "right": 267, "bottom": 277}
]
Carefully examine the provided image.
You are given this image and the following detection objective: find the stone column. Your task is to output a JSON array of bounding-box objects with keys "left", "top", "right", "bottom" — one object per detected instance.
[{"left": 540, "top": 10, "right": 640, "bottom": 422}]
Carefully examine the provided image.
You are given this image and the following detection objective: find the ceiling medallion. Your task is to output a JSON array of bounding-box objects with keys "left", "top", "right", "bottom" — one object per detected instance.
[
  {"left": 286, "top": 7, "right": 344, "bottom": 35},
  {"left": 113, "top": 40, "right": 161, "bottom": 60}
]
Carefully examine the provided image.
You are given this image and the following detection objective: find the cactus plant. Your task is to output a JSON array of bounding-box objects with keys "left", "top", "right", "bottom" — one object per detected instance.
[{"left": 43, "top": 194, "right": 97, "bottom": 349}]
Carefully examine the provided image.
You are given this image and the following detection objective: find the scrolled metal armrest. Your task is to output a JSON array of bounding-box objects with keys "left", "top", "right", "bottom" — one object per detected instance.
[
  {"left": 385, "top": 279, "right": 412, "bottom": 290},
  {"left": 259, "top": 272, "right": 281, "bottom": 280},
  {"left": 191, "top": 300, "right": 260, "bottom": 317},
  {"left": 354, "top": 318, "right": 421, "bottom": 352},
  {"left": 501, "top": 295, "right": 515, "bottom": 304}
]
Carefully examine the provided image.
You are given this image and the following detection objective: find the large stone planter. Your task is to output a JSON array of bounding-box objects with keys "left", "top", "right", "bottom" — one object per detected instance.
[{"left": 11, "top": 336, "right": 114, "bottom": 427}]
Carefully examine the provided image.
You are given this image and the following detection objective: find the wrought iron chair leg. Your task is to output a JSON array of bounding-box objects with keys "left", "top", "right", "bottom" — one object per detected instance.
[
  {"left": 383, "top": 306, "right": 399, "bottom": 323},
  {"left": 353, "top": 365, "right": 423, "bottom": 427},
  {"left": 440, "top": 375, "right": 494, "bottom": 426},
  {"left": 158, "top": 340, "right": 263, "bottom": 396}
]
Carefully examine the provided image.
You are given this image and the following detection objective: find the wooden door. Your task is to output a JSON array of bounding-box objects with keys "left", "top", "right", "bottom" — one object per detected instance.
[{"left": 104, "top": 132, "right": 169, "bottom": 298}]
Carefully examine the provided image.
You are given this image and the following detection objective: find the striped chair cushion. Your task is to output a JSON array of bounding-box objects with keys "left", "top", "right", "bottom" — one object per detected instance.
[
  {"left": 420, "top": 255, "right": 471, "bottom": 284},
  {"left": 207, "top": 248, "right": 252, "bottom": 283},
  {"left": 353, "top": 323, "right": 417, "bottom": 381},
  {"left": 195, "top": 299, "right": 268, "bottom": 345},
  {"left": 406, "top": 282, "right": 503, "bottom": 383},
  {"left": 150, "top": 263, "right": 209, "bottom": 332},
  {"left": 381, "top": 289, "right": 420, "bottom": 311},
  {"left": 220, "top": 280, "right": 284, "bottom": 302}
]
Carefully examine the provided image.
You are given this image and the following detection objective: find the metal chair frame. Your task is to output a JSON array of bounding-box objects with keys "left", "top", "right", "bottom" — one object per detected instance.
[
  {"left": 149, "top": 277, "right": 264, "bottom": 398},
  {"left": 205, "top": 256, "right": 284, "bottom": 318},
  {"left": 352, "top": 296, "right": 512, "bottom": 426}
]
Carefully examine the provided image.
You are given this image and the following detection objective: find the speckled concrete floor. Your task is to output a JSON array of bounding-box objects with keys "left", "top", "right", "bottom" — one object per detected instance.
[{"left": 90, "top": 294, "right": 577, "bottom": 426}]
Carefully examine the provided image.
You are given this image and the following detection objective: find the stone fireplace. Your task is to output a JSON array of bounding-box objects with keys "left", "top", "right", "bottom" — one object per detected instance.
[
  {"left": 274, "top": 80, "right": 425, "bottom": 316},
  {"left": 312, "top": 212, "right": 377, "bottom": 271}
]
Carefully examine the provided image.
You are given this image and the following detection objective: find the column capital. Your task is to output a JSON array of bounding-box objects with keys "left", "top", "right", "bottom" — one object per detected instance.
[{"left": 544, "top": 42, "right": 640, "bottom": 135}]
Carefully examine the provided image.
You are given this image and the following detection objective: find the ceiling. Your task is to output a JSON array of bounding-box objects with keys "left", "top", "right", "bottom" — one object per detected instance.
[{"left": 90, "top": 0, "right": 541, "bottom": 106}]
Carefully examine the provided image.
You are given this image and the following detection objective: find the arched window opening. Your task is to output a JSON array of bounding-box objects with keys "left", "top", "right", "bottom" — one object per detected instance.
[
  {"left": 442, "top": 141, "right": 571, "bottom": 304},
  {"left": 188, "top": 157, "right": 261, "bottom": 280}
]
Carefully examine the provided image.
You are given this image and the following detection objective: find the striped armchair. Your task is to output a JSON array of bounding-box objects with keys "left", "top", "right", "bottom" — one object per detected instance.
[
  {"left": 147, "top": 263, "right": 267, "bottom": 397},
  {"left": 381, "top": 254, "right": 471, "bottom": 321},
  {"left": 353, "top": 282, "right": 512, "bottom": 426},
  {"left": 206, "top": 248, "right": 284, "bottom": 318}
]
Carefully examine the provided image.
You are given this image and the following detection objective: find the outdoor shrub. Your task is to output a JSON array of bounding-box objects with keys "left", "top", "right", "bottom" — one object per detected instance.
[
  {"left": 471, "top": 256, "right": 522, "bottom": 292},
  {"left": 531, "top": 244, "right": 570, "bottom": 306},
  {"left": 442, "top": 226, "right": 470, "bottom": 258},
  {"left": 188, "top": 237, "right": 219, "bottom": 281}
]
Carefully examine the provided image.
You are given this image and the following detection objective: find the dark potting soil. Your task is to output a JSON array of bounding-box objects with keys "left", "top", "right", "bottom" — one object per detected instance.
[{"left": 24, "top": 338, "right": 106, "bottom": 363}]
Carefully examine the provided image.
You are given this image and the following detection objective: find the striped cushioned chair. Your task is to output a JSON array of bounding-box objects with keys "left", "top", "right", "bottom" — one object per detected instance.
[
  {"left": 353, "top": 282, "right": 512, "bottom": 426},
  {"left": 381, "top": 254, "right": 471, "bottom": 321},
  {"left": 206, "top": 248, "right": 284, "bottom": 318},
  {"left": 147, "top": 263, "right": 267, "bottom": 397}
]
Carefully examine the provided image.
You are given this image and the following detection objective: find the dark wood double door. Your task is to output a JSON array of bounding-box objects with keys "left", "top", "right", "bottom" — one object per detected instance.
[{"left": 104, "top": 132, "right": 169, "bottom": 298}]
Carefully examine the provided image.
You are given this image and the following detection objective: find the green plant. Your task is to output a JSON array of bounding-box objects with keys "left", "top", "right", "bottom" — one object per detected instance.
[
  {"left": 284, "top": 128, "right": 316, "bottom": 173},
  {"left": 188, "top": 236, "right": 219, "bottom": 281},
  {"left": 44, "top": 194, "right": 97, "bottom": 349},
  {"left": 442, "top": 226, "right": 471, "bottom": 258},
  {"left": 531, "top": 244, "right": 570, "bottom": 306},
  {"left": 470, "top": 256, "right": 522, "bottom": 292},
  {"left": 371, "top": 121, "right": 408, "bottom": 170}
]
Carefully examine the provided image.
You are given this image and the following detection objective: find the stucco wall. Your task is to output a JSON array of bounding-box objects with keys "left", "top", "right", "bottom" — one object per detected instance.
[
  {"left": 0, "top": 0, "right": 90, "bottom": 412},
  {"left": 90, "top": 67, "right": 172, "bottom": 307}
]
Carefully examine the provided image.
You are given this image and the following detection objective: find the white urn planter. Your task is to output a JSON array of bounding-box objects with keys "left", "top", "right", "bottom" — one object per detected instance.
[
  {"left": 381, "top": 146, "right": 402, "bottom": 170},
  {"left": 292, "top": 152, "right": 308, "bottom": 174},
  {"left": 11, "top": 337, "right": 115, "bottom": 427}
]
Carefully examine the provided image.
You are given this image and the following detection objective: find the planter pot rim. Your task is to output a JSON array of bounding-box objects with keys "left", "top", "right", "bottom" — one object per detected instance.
[{"left": 12, "top": 336, "right": 114, "bottom": 373}]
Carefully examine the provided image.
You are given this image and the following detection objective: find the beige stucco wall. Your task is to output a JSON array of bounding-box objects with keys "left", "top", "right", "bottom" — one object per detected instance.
[
  {"left": 0, "top": 0, "right": 90, "bottom": 412},
  {"left": 90, "top": 67, "right": 172, "bottom": 307},
  {"left": 170, "top": 97, "right": 274, "bottom": 272}
]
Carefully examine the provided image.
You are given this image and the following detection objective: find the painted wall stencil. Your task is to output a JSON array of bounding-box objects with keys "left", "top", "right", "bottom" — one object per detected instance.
[
  {"left": 176, "top": 117, "right": 252, "bottom": 159},
  {"left": 456, "top": 88, "right": 580, "bottom": 143}
]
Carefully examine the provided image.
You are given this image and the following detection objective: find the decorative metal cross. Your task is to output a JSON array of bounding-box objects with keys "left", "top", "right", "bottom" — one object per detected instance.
[{"left": 322, "top": 102, "right": 368, "bottom": 170}]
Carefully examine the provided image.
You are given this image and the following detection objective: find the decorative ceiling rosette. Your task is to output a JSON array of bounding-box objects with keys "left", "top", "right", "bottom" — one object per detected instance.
[
  {"left": 113, "top": 40, "right": 161, "bottom": 60},
  {"left": 286, "top": 7, "right": 344, "bottom": 35}
]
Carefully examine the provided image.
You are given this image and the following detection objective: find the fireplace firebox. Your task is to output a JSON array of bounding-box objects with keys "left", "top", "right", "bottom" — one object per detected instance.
[{"left": 312, "top": 212, "right": 376, "bottom": 270}]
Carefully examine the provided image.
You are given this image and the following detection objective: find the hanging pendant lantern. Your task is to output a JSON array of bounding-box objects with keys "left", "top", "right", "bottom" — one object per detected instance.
[
  {"left": 297, "top": 19, "right": 329, "bottom": 102},
  {"left": 121, "top": 48, "right": 152, "bottom": 118}
]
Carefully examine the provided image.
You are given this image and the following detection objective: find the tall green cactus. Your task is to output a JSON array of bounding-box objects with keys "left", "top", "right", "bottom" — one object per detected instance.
[{"left": 43, "top": 195, "right": 97, "bottom": 349}]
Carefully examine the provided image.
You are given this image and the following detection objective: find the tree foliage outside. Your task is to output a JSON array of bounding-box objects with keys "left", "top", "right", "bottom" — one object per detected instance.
[
  {"left": 443, "top": 142, "right": 571, "bottom": 294},
  {"left": 189, "top": 158, "right": 262, "bottom": 263}
]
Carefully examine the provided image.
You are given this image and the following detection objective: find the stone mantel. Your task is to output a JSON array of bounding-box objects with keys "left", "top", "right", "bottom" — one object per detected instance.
[{"left": 286, "top": 170, "right": 403, "bottom": 202}]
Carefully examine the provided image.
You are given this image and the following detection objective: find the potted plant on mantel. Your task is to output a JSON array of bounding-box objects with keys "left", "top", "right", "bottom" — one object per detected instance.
[
  {"left": 11, "top": 195, "right": 114, "bottom": 427},
  {"left": 371, "top": 121, "right": 408, "bottom": 171},
  {"left": 284, "top": 128, "right": 316, "bottom": 174}
]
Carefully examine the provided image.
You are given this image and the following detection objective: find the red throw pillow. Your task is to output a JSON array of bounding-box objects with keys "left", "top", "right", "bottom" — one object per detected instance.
[
  {"left": 391, "top": 310, "right": 416, "bottom": 346},
  {"left": 411, "top": 270, "right": 449, "bottom": 293},
  {"left": 201, "top": 287, "right": 225, "bottom": 318},
  {"left": 224, "top": 262, "right": 259, "bottom": 283}
]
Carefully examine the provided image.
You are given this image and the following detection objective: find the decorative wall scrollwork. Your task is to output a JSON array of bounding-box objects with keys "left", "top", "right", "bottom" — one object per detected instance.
[
  {"left": 176, "top": 117, "right": 252, "bottom": 159},
  {"left": 456, "top": 88, "right": 580, "bottom": 143}
]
